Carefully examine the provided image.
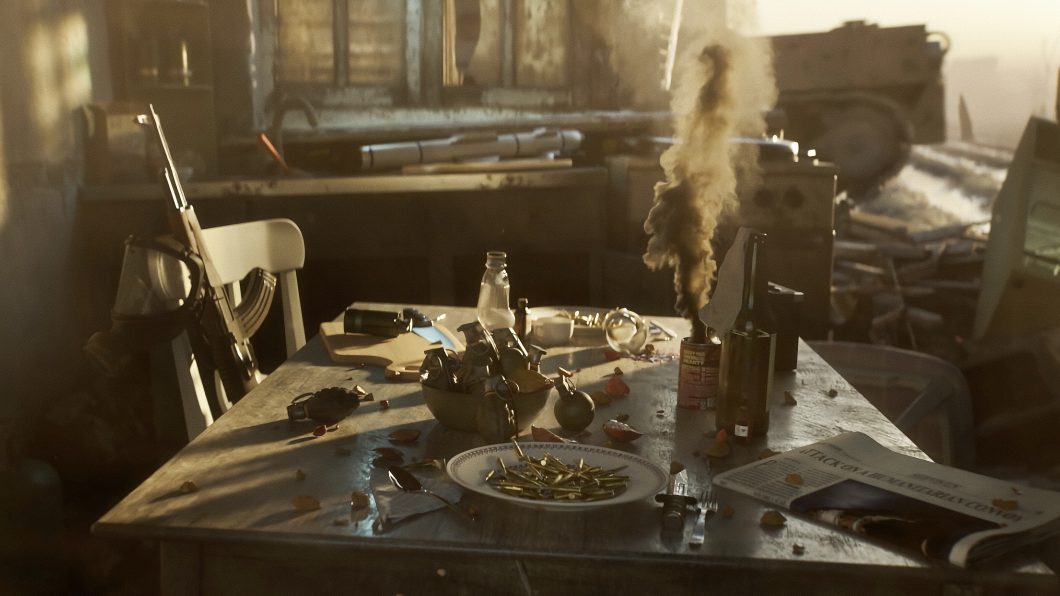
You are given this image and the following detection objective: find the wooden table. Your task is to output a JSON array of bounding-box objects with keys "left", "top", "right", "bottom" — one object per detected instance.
[{"left": 94, "top": 304, "right": 1056, "bottom": 595}]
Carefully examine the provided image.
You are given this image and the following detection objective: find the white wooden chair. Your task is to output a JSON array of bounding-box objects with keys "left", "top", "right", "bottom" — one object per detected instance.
[{"left": 166, "top": 218, "right": 306, "bottom": 440}]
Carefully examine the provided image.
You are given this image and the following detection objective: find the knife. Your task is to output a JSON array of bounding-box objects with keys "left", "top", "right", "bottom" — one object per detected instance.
[{"left": 654, "top": 469, "right": 697, "bottom": 532}]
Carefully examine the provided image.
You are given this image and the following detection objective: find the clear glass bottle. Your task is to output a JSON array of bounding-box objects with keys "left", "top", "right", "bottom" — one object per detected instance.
[
  {"left": 476, "top": 251, "right": 516, "bottom": 331},
  {"left": 716, "top": 231, "right": 776, "bottom": 438}
]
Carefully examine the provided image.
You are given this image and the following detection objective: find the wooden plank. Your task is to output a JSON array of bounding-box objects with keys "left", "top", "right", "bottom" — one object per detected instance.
[{"left": 80, "top": 167, "right": 608, "bottom": 201}]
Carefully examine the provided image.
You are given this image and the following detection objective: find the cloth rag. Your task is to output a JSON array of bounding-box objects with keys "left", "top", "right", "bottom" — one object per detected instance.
[{"left": 370, "top": 468, "right": 465, "bottom": 524}]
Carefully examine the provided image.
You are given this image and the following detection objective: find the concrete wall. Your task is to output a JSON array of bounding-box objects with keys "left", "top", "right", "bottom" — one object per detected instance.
[{"left": 0, "top": 0, "right": 111, "bottom": 428}]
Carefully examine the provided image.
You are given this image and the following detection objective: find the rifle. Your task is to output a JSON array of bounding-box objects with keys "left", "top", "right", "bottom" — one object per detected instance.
[{"left": 138, "top": 104, "right": 272, "bottom": 402}]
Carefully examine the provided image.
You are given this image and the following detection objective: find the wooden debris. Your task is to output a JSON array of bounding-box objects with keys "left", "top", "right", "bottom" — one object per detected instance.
[
  {"left": 760, "top": 510, "right": 787, "bottom": 527},
  {"left": 292, "top": 495, "right": 321, "bottom": 511}
]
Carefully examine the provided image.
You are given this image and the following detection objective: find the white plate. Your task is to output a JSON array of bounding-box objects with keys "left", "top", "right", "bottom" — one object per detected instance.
[{"left": 446, "top": 442, "right": 668, "bottom": 512}]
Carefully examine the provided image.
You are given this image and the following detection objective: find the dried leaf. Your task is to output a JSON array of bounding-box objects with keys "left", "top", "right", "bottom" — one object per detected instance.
[
  {"left": 603, "top": 349, "right": 622, "bottom": 362},
  {"left": 335, "top": 447, "right": 352, "bottom": 457},
  {"left": 721, "top": 505, "right": 735, "bottom": 518},
  {"left": 792, "top": 543, "right": 805, "bottom": 555},
  {"left": 826, "top": 388, "right": 838, "bottom": 398},
  {"left": 380, "top": 400, "right": 390, "bottom": 410},
  {"left": 388, "top": 428, "right": 421, "bottom": 444},
  {"left": 993, "top": 498, "right": 1018, "bottom": 511},
  {"left": 783, "top": 391, "right": 797, "bottom": 406},
  {"left": 589, "top": 391, "right": 613, "bottom": 406},
  {"left": 605, "top": 375, "right": 630, "bottom": 397},
  {"left": 602, "top": 419, "right": 643, "bottom": 443},
  {"left": 295, "top": 469, "right": 306, "bottom": 481},
  {"left": 531, "top": 425, "right": 568, "bottom": 443},
  {"left": 350, "top": 491, "right": 370, "bottom": 509},
  {"left": 313, "top": 425, "right": 327, "bottom": 437},
  {"left": 373, "top": 447, "right": 404, "bottom": 461},
  {"left": 613, "top": 366, "right": 624, "bottom": 376},
  {"left": 179, "top": 481, "right": 199, "bottom": 494},
  {"left": 760, "top": 510, "right": 787, "bottom": 527},
  {"left": 405, "top": 458, "right": 445, "bottom": 471},
  {"left": 758, "top": 449, "right": 779, "bottom": 460},
  {"left": 704, "top": 441, "right": 731, "bottom": 459},
  {"left": 292, "top": 495, "right": 321, "bottom": 511},
  {"left": 785, "top": 473, "right": 804, "bottom": 486},
  {"left": 643, "top": 344, "right": 656, "bottom": 356},
  {"left": 669, "top": 461, "right": 685, "bottom": 475}
]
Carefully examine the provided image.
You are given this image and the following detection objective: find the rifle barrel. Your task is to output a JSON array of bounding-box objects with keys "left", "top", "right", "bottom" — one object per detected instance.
[{"left": 147, "top": 104, "right": 189, "bottom": 212}]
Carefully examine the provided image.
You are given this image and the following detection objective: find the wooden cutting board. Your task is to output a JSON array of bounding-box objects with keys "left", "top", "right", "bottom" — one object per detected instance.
[{"left": 319, "top": 321, "right": 462, "bottom": 381}]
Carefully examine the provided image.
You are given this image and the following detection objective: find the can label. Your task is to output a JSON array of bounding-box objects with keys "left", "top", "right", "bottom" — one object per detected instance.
[
  {"left": 735, "top": 423, "right": 750, "bottom": 438},
  {"left": 677, "top": 338, "right": 721, "bottom": 410}
]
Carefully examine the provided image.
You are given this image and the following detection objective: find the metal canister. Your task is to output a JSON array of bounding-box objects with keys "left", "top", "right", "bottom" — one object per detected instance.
[{"left": 677, "top": 336, "right": 722, "bottom": 410}]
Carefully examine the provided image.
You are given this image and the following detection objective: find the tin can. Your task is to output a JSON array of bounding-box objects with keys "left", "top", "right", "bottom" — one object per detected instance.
[{"left": 677, "top": 336, "right": 721, "bottom": 410}]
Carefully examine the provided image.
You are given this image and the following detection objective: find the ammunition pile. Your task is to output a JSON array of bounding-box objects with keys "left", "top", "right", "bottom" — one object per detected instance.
[{"left": 485, "top": 441, "right": 630, "bottom": 502}]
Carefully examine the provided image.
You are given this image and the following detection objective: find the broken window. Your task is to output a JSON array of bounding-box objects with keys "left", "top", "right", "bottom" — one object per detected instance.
[{"left": 276, "top": 0, "right": 404, "bottom": 88}]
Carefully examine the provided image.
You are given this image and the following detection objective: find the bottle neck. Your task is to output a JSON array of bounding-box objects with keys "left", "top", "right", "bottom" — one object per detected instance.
[
  {"left": 735, "top": 232, "right": 767, "bottom": 332},
  {"left": 485, "top": 251, "right": 507, "bottom": 270}
]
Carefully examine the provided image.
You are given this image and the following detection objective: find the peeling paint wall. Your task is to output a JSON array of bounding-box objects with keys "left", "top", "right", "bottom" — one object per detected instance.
[{"left": 0, "top": 0, "right": 111, "bottom": 426}]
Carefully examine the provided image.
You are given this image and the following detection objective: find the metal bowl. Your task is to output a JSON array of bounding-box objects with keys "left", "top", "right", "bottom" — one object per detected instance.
[{"left": 421, "top": 383, "right": 553, "bottom": 433}]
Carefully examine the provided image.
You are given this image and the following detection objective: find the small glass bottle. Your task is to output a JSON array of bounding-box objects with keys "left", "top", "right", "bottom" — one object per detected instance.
[
  {"left": 476, "top": 251, "right": 516, "bottom": 331},
  {"left": 514, "top": 298, "right": 531, "bottom": 341},
  {"left": 716, "top": 231, "right": 776, "bottom": 438}
]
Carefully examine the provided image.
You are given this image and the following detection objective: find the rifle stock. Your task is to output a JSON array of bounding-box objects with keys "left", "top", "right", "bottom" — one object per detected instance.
[{"left": 142, "top": 105, "right": 261, "bottom": 401}]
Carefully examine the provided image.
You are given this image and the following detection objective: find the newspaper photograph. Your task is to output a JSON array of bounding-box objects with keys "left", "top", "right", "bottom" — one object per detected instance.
[{"left": 713, "top": 432, "right": 1060, "bottom": 567}]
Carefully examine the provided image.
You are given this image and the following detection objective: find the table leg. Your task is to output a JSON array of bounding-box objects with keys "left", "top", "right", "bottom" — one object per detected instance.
[{"left": 160, "top": 541, "right": 202, "bottom": 596}]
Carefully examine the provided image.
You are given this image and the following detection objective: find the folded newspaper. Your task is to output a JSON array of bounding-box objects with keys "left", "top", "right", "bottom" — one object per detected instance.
[{"left": 713, "top": 432, "right": 1060, "bottom": 567}]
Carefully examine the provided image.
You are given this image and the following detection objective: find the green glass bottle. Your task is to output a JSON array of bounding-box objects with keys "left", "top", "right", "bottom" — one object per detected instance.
[{"left": 716, "top": 231, "right": 776, "bottom": 439}]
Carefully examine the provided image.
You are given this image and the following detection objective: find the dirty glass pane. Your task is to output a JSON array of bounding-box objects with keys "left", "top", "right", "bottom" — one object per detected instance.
[
  {"left": 444, "top": 0, "right": 502, "bottom": 87},
  {"left": 514, "top": 0, "right": 569, "bottom": 87},
  {"left": 348, "top": 0, "right": 404, "bottom": 86},
  {"left": 1024, "top": 176, "right": 1060, "bottom": 269},
  {"left": 277, "top": 0, "right": 334, "bottom": 83}
]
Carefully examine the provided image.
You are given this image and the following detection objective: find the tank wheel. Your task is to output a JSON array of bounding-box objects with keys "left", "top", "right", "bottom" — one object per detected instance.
[{"left": 813, "top": 104, "right": 910, "bottom": 196}]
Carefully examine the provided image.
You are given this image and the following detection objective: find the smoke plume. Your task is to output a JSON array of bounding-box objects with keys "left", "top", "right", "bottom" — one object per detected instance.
[{"left": 642, "top": 20, "right": 776, "bottom": 342}]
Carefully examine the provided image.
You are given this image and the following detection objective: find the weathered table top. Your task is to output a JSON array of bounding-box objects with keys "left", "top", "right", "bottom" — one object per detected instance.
[{"left": 95, "top": 304, "right": 1055, "bottom": 595}]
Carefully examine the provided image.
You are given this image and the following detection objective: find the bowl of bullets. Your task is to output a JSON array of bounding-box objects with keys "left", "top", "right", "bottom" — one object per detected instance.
[{"left": 420, "top": 324, "right": 552, "bottom": 434}]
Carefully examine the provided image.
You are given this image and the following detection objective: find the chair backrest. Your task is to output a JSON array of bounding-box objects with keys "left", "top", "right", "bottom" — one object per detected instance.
[
  {"left": 200, "top": 218, "right": 306, "bottom": 355},
  {"left": 808, "top": 340, "right": 976, "bottom": 469},
  {"left": 162, "top": 218, "right": 307, "bottom": 442}
]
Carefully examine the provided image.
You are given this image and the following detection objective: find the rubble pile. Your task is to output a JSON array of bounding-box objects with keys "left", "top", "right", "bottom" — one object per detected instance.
[{"left": 830, "top": 206, "right": 989, "bottom": 361}]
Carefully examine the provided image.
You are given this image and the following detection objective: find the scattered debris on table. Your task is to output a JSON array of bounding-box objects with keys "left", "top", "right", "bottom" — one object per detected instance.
[
  {"left": 992, "top": 498, "right": 1018, "bottom": 511},
  {"left": 313, "top": 425, "right": 327, "bottom": 436},
  {"left": 350, "top": 491, "right": 370, "bottom": 509},
  {"left": 785, "top": 473, "right": 804, "bottom": 486},
  {"left": 826, "top": 388, "right": 838, "bottom": 398},
  {"left": 760, "top": 510, "right": 787, "bottom": 527},
  {"left": 589, "top": 391, "right": 613, "bottom": 406},
  {"left": 602, "top": 419, "right": 642, "bottom": 443},
  {"left": 792, "top": 543, "right": 806, "bottom": 556},
  {"left": 605, "top": 375, "right": 630, "bottom": 397},
  {"left": 292, "top": 495, "right": 321, "bottom": 511},
  {"left": 388, "top": 428, "right": 421, "bottom": 443},
  {"left": 179, "top": 481, "right": 199, "bottom": 494}
]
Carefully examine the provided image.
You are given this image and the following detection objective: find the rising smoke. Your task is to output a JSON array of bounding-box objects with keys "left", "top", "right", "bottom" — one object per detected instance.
[{"left": 638, "top": 4, "right": 777, "bottom": 342}]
